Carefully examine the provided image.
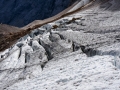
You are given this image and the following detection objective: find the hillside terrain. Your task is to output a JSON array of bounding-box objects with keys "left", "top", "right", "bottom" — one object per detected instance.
[
  {"left": 0, "top": 0, "right": 120, "bottom": 90},
  {"left": 0, "top": 0, "right": 75, "bottom": 27}
]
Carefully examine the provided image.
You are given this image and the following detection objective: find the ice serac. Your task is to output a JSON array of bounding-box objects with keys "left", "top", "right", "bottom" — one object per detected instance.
[
  {"left": 0, "top": 0, "right": 74, "bottom": 27},
  {"left": 0, "top": 0, "right": 120, "bottom": 90}
]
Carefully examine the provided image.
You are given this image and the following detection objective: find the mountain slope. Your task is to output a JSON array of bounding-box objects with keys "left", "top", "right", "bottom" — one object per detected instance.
[
  {"left": 0, "top": 0, "right": 75, "bottom": 27},
  {"left": 0, "top": 0, "right": 93, "bottom": 51}
]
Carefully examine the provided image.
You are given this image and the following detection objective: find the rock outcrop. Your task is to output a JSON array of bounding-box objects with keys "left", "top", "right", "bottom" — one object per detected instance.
[{"left": 0, "top": 0, "right": 75, "bottom": 27}]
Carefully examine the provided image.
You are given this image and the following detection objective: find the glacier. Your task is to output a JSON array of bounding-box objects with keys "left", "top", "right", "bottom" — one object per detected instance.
[{"left": 0, "top": 0, "right": 120, "bottom": 90}]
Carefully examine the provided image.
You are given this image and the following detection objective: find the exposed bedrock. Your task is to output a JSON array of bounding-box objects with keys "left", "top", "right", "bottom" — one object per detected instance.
[{"left": 0, "top": 0, "right": 76, "bottom": 27}]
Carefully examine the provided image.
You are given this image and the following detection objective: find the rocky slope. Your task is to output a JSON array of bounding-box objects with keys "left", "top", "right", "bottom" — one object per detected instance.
[
  {"left": 0, "top": 0, "right": 120, "bottom": 90},
  {"left": 0, "top": 0, "right": 92, "bottom": 52},
  {"left": 0, "top": 0, "right": 75, "bottom": 27}
]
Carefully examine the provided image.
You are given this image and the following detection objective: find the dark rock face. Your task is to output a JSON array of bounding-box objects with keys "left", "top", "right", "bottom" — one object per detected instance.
[{"left": 0, "top": 0, "right": 72, "bottom": 27}]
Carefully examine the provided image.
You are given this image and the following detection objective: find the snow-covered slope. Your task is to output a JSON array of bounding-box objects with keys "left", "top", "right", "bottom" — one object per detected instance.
[{"left": 0, "top": 0, "right": 120, "bottom": 90}]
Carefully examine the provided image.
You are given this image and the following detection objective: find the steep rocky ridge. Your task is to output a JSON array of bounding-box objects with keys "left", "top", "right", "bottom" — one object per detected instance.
[
  {"left": 0, "top": 0, "right": 120, "bottom": 90},
  {"left": 0, "top": 0, "right": 75, "bottom": 27}
]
